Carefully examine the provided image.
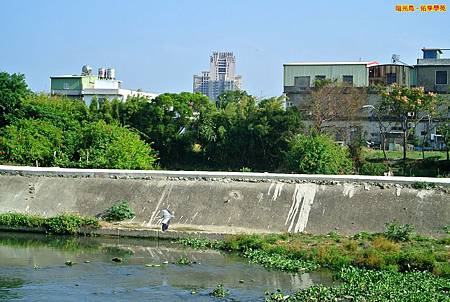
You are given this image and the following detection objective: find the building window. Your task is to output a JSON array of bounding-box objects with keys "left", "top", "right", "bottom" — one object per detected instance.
[
  {"left": 386, "top": 73, "right": 397, "bottom": 85},
  {"left": 294, "top": 76, "right": 310, "bottom": 88},
  {"left": 315, "top": 75, "right": 326, "bottom": 81},
  {"left": 436, "top": 71, "right": 448, "bottom": 85},
  {"left": 63, "top": 82, "right": 69, "bottom": 90},
  {"left": 342, "top": 75, "right": 353, "bottom": 85}
]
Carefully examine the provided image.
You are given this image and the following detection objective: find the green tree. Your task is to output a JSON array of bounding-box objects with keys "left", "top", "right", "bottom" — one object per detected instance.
[
  {"left": 0, "top": 72, "right": 30, "bottom": 126},
  {"left": 379, "top": 84, "right": 438, "bottom": 160},
  {"left": 435, "top": 96, "right": 450, "bottom": 160},
  {"left": 438, "top": 122, "right": 450, "bottom": 161},
  {"left": 110, "top": 98, "right": 123, "bottom": 122},
  {"left": 196, "top": 94, "right": 302, "bottom": 171},
  {"left": 89, "top": 96, "right": 99, "bottom": 120},
  {"left": 99, "top": 98, "right": 113, "bottom": 123},
  {"left": 285, "top": 133, "right": 353, "bottom": 174},
  {"left": 74, "top": 120, "right": 158, "bottom": 170},
  {"left": 15, "top": 94, "right": 89, "bottom": 165},
  {"left": 0, "top": 119, "right": 62, "bottom": 166},
  {"left": 121, "top": 93, "right": 212, "bottom": 167},
  {"left": 217, "top": 90, "right": 250, "bottom": 109}
]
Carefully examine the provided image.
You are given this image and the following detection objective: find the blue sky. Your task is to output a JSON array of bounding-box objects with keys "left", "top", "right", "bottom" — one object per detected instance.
[{"left": 0, "top": 0, "right": 449, "bottom": 97}]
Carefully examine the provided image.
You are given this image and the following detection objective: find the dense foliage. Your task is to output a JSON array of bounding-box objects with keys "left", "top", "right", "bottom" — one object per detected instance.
[
  {"left": 179, "top": 229, "right": 450, "bottom": 277},
  {"left": 0, "top": 212, "right": 99, "bottom": 234},
  {"left": 0, "top": 72, "right": 30, "bottom": 126},
  {"left": 285, "top": 133, "right": 353, "bottom": 174},
  {"left": 1, "top": 72, "right": 448, "bottom": 175},
  {"left": 0, "top": 74, "right": 158, "bottom": 169},
  {"left": 45, "top": 214, "right": 99, "bottom": 234},
  {"left": 359, "top": 161, "right": 390, "bottom": 175},
  {"left": 266, "top": 266, "right": 450, "bottom": 302},
  {"left": 180, "top": 230, "right": 450, "bottom": 301},
  {"left": 102, "top": 200, "right": 135, "bottom": 222}
]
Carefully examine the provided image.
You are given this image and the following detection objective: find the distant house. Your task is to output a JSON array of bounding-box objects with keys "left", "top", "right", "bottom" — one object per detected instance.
[
  {"left": 283, "top": 61, "right": 378, "bottom": 108},
  {"left": 369, "top": 64, "right": 415, "bottom": 87},
  {"left": 50, "top": 65, "right": 158, "bottom": 106},
  {"left": 416, "top": 48, "right": 450, "bottom": 93},
  {"left": 282, "top": 48, "right": 450, "bottom": 149}
]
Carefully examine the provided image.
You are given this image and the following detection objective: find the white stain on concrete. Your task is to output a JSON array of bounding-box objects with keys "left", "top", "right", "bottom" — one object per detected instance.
[
  {"left": 285, "top": 183, "right": 317, "bottom": 233},
  {"left": 146, "top": 184, "right": 173, "bottom": 226},
  {"left": 191, "top": 211, "right": 199, "bottom": 221},
  {"left": 396, "top": 187, "right": 401, "bottom": 196},
  {"left": 257, "top": 193, "right": 263, "bottom": 203},
  {"left": 342, "top": 183, "right": 355, "bottom": 198},
  {"left": 417, "top": 190, "right": 433, "bottom": 199},
  {"left": 271, "top": 183, "right": 284, "bottom": 201},
  {"left": 267, "top": 183, "right": 275, "bottom": 196}
]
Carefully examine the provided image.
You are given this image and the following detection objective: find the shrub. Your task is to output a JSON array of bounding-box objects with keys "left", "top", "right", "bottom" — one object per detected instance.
[
  {"left": 371, "top": 236, "right": 400, "bottom": 252},
  {"left": 315, "top": 246, "right": 352, "bottom": 268},
  {"left": 45, "top": 214, "right": 99, "bottom": 234},
  {"left": 102, "top": 200, "right": 135, "bottom": 222},
  {"left": 444, "top": 226, "right": 450, "bottom": 235},
  {"left": 384, "top": 221, "right": 415, "bottom": 242},
  {"left": 285, "top": 134, "right": 353, "bottom": 175},
  {"left": 0, "top": 212, "right": 99, "bottom": 234},
  {"left": 221, "top": 234, "right": 266, "bottom": 252},
  {"left": 412, "top": 181, "right": 436, "bottom": 190},
  {"left": 433, "top": 262, "right": 450, "bottom": 278},
  {"left": 359, "top": 161, "right": 389, "bottom": 176},
  {"left": 0, "top": 213, "right": 45, "bottom": 228},
  {"left": 354, "top": 248, "right": 385, "bottom": 269},
  {"left": 353, "top": 231, "right": 375, "bottom": 240},
  {"left": 397, "top": 250, "right": 435, "bottom": 272},
  {"left": 75, "top": 120, "right": 158, "bottom": 170}
]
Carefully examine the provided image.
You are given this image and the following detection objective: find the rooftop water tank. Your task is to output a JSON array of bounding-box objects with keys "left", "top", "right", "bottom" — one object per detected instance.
[
  {"left": 98, "top": 67, "right": 106, "bottom": 79},
  {"left": 81, "top": 65, "right": 92, "bottom": 75},
  {"left": 106, "top": 68, "right": 116, "bottom": 80}
]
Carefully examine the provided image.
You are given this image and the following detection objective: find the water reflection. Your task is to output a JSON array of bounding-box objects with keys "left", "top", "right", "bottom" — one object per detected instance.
[
  {"left": 0, "top": 232, "right": 334, "bottom": 302},
  {"left": 0, "top": 277, "right": 25, "bottom": 300}
]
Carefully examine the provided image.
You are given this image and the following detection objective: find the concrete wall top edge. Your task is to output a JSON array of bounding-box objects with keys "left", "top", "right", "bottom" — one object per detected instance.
[{"left": 1, "top": 165, "right": 449, "bottom": 186}]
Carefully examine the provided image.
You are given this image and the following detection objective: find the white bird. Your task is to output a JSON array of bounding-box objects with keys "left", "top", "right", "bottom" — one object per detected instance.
[{"left": 161, "top": 209, "right": 174, "bottom": 232}]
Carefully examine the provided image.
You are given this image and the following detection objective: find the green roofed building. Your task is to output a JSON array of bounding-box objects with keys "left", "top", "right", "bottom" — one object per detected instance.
[{"left": 51, "top": 65, "right": 158, "bottom": 106}]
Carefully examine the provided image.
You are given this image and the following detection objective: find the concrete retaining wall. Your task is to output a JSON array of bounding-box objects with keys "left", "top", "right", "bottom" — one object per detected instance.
[{"left": 0, "top": 165, "right": 449, "bottom": 237}]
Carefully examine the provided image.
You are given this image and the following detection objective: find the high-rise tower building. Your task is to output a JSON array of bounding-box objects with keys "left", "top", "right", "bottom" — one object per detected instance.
[{"left": 193, "top": 52, "right": 242, "bottom": 101}]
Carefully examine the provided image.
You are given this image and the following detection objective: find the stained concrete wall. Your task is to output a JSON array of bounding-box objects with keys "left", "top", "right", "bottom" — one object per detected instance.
[{"left": 0, "top": 165, "right": 449, "bottom": 237}]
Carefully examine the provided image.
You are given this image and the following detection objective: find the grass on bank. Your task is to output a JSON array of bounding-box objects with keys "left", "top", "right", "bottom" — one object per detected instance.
[
  {"left": 0, "top": 212, "right": 99, "bottom": 234},
  {"left": 179, "top": 229, "right": 450, "bottom": 302},
  {"left": 178, "top": 228, "right": 450, "bottom": 278},
  {"left": 363, "top": 149, "right": 447, "bottom": 161},
  {"left": 361, "top": 148, "right": 450, "bottom": 177}
]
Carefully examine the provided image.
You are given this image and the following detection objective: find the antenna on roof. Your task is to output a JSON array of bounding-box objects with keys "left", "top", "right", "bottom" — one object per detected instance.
[
  {"left": 392, "top": 54, "right": 400, "bottom": 63},
  {"left": 391, "top": 54, "right": 412, "bottom": 67}
]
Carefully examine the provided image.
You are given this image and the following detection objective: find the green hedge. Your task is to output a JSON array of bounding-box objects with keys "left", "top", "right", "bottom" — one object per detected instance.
[{"left": 0, "top": 212, "right": 99, "bottom": 235}]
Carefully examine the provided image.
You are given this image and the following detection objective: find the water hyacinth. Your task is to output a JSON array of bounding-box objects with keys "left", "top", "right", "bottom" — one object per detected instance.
[{"left": 265, "top": 266, "right": 450, "bottom": 302}]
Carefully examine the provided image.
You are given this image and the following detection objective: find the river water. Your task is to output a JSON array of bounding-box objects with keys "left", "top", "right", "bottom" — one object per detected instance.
[{"left": 0, "top": 232, "right": 333, "bottom": 301}]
